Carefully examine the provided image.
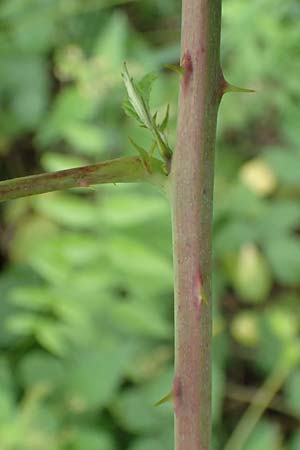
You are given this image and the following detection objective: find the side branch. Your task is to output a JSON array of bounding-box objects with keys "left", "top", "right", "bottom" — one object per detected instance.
[{"left": 0, "top": 156, "right": 166, "bottom": 203}]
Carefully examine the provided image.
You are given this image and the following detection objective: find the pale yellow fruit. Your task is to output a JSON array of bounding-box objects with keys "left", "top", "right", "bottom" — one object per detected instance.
[{"left": 240, "top": 158, "right": 277, "bottom": 196}]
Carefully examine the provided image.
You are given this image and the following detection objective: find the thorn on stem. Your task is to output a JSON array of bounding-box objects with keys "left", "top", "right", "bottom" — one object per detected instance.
[
  {"left": 220, "top": 75, "right": 255, "bottom": 97},
  {"left": 225, "top": 83, "right": 256, "bottom": 94},
  {"left": 181, "top": 50, "right": 193, "bottom": 91},
  {"left": 154, "top": 390, "right": 173, "bottom": 407},
  {"left": 154, "top": 376, "right": 182, "bottom": 414},
  {"left": 194, "top": 268, "right": 208, "bottom": 316}
]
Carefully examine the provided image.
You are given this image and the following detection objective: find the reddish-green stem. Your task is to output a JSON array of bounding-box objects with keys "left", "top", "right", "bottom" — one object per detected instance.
[
  {"left": 170, "top": 1, "right": 222, "bottom": 449},
  {"left": 0, "top": 156, "right": 166, "bottom": 203}
]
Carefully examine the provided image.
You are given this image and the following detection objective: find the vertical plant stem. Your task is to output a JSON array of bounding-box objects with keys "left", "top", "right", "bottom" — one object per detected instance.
[{"left": 170, "top": 1, "right": 222, "bottom": 449}]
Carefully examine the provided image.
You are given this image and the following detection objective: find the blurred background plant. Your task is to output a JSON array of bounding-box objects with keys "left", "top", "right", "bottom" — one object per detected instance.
[{"left": 0, "top": 0, "right": 300, "bottom": 449}]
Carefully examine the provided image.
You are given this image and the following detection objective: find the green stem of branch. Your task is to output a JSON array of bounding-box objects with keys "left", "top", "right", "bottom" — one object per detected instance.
[
  {"left": 0, "top": 156, "right": 166, "bottom": 203},
  {"left": 170, "top": 1, "right": 222, "bottom": 449}
]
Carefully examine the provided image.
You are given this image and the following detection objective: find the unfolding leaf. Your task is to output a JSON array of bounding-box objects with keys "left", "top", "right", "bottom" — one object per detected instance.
[{"left": 137, "top": 73, "right": 157, "bottom": 107}]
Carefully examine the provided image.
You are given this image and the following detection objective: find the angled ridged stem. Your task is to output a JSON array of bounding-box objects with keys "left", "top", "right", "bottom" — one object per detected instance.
[
  {"left": 0, "top": 156, "right": 166, "bottom": 203},
  {"left": 170, "top": 1, "right": 223, "bottom": 449}
]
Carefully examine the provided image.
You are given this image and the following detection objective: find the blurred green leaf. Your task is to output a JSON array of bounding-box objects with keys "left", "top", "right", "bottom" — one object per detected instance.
[
  {"left": 107, "top": 236, "right": 173, "bottom": 287},
  {"left": 110, "top": 300, "right": 172, "bottom": 339},
  {"left": 284, "top": 371, "right": 300, "bottom": 417},
  {"left": 19, "top": 351, "right": 64, "bottom": 392},
  {"left": 242, "top": 420, "right": 281, "bottom": 450},
  {"left": 129, "top": 432, "right": 173, "bottom": 450},
  {"left": 0, "top": 56, "right": 49, "bottom": 129},
  {"left": 65, "top": 341, "right": 137, "bottom": 410},
  {"left": 264, "top": 237, "right": 300, "bottom": 286},
  {"left": 289, "top": 431, "right": 300, "bottom": 450},
  {"left": 111, "top": 368, "right": 173, "bottom": 433},
  {"left": 212, "top": 360, "right": 225, "bottom": 424},
  {"left": 263, "top": 147, "right": 300, "bottom": 186},
  {"left": 33, "top": 193, "right": 98, "bottom": 229},
  {"left": 35, "top": 320, "right": 69, "bottom": 356},
  {"left": 63, "top": 123, "right": 109, "bottom": 155},
  {"left": 93, "top": 11, "right": 129, "bottom": 69},
  {"left": 256, "top": 200, "right": 300, "bottom": 241},
  {"left": 41, "top": 152, "right": 87, "bottom": 171},
  {"left": 215, "top": 221, "right": 258, "bottom": 257},
  {"left": 99, "top": 190, "right": 167, "bottom": 227},
  {"left": 37, "top": 87, "right": 96, "bottom": 147},
  {"left": 69, "top": 428, "right": 116, "bottom": 450}
]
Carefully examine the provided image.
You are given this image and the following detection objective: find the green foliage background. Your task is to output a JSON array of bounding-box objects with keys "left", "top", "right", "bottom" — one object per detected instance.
[{"left": 0, "top": 0, "right": 300, "bottom": 449}]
